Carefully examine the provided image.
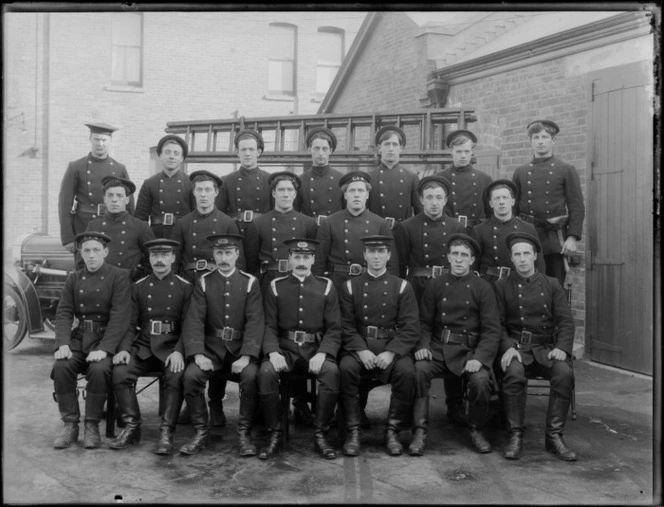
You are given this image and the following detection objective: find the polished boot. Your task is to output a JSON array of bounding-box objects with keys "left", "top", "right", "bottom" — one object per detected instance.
[
  {"left": 209, "top": 400, "right": 227, "bottom": 427},
  {"left": 408, "top": 397, "right": 429, "bottom": 456},
  {"left": 179, "top": 394, "right": 210, "bottom": 455},
  {"left": 83, "top": 393, "right": 106, "bottom": 449},
  {"left": 257, "top": 393, "right": 283, "bottom": 460},
  {"left": 341, "top": 395, "right": 362, "bottom": 457},
  {"left": 109, "top": 388, "right": 142, "bottom": 449},
  {"left": 54, "top": 393, "right": 80, "bottom": 449},
  {"left": 385, "top": 396, "right": 410, "bottom": 456},
  {"left": 468, "top": 425, "right": 492, "bottom": 453},
  {"left": 313, "top": 391, "right": 338, "bottom": 459},
  {"left": 503, "top": 393, "right": 526, "bottom": 460},
  {"left": 155, "top": 388, "right": 183, "bottom": 455},
  {"left": 545, "top": 393, "right": 577, "bottom": 461},
  {"left": 237, "top": 389, "right": 257, "bottom": 457}
]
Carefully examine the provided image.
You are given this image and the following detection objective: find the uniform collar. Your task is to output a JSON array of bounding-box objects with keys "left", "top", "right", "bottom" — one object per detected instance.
[
  {"left": 217, "top": 268, "right": 236, "bottom": 278},
  {"left": 88, "top": 153, "right": 109, "bottom": 163},
  {"left": 423, "top": 212, "right": 446, "bottom": 223},
  {"left": 531, "top": 155, "right": 555, "bottom": 164},
  {"left": 378, "top": 161, "right": 400, "bottom": 171},
  {"left": 311, "top": 165, "right": 330, "bottom": 176},
  {"left": 291, "top": 272, "right": 313, "bottom": 283},
  {"left": 515, "top": 271, "right": 539, "bottom": 283},
  {"left": 490, "top": 214, "right": 515, "bottom": 225},
  {"left": 367, "top": 268, "right": 387, "bottom": 280},
  {"left": 449, "top": 271, "right": 473, "bottom": 282},
  {"left": 151, "top": 270, "right": 175, "bottom": 282},
  {"left": 105, "top": 210, "right": 128, "bottom": 221},
  {"left": 344, "top": 207, "right": 367, "bottom": 218},
  {"left": 84, "top": 262, "right": 110, "bottom": 277},
  {"left": 451, "top": 165, "right": 472, "bottom": 172},
  {"left": 239, "top": 165, "right": 260, "bottom": 175},
  {"left": 161, "top": 168, "right": 181, "bottom": 178},
  {"left": 195, "top": 207, "right": 215, "bottom": 218}
]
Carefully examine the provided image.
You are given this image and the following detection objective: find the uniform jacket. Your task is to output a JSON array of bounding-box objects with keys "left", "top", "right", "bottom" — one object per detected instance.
[
  {"left": 117, "top": 272, "right": 193, "bottom": 362},
  {"left": 54, "top": 262, "right": 131, "bottom": 355},
  {"left": 183, "top": 269, "right": 264, "bottom": 367},
  {"left": 86, "top": 211, "right": 156, "bottom": 272},
  {"left": 170, "top": 208, "right": 246, "bottom": 273},
  {"left": 470, "top": 216, "right": 546, "bottom": 277},
  {"left": 215, "top": 166, "right": 273, "bottom": 217},
  {"left": 134, "top": 170, "right": 194, "bottom": 238},
  {"left": 262, "top": 274, "right": 342, "bottom": 361},
  {"left": 298, "top": 165, "right": 345, "bottom": 217},
  {"left": 418, "top": 271, "right": 500, "bottom": 376},
  {"left": 313, "top": 208, "right": 399, "bottom": 277},
  {"left": 58, "top": 153, "right": 135, "bottom": 245},
  {"left": 512, "top": 155, "right": 585, "bottom": 255},
  {"left": 367, "top": 163, "right": 423, "bottom": 221},
  {"left": 339, "top": 271, "right": 420, "bottom": 357},
  {"left": 439, "top": 165, "right": 492, "bottom": 221},
  {"left": 494, "top": 271, "right": 575, "bottom": 368}
]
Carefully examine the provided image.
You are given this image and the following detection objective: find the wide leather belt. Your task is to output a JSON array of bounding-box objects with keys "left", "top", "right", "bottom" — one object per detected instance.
[
  {"left": 456, "top": 215, "right": 482, "bottom": 228},
  {"left": 234, "top": 210, "right": 263, "bottom": 222},
  {"left": 209, "top": 326, "right": 243, "bottom": 341},
  {"left": 285, "top": 330, "right": 320, "bottom": 345},
  {"left": 333, "top": 263, "right": 366, "bottom": 276},
  {"left": 77, "top": 203, "right": 107, "bottom": 216},
  {"left": 78, "top": 320, "right": 107, "bottom": 333},
  {"left": 519, "top": 213, "right": 554, "bottom": 229},
  {"left": 184, "top": 260, "right": 217, "bottom": 272},
  {"left": 361, "top": 325, "right": 396, "bottom": 340},
  {"left": 434, "top": 329, "right": 476, "bottom": 346},
  {"left": 149, "top": 320, "right": 179, "bottom": 335},
  {"left": 150, "top": 213, "right": 182, "bottom": 226},
  {"left": 510, "top": 330, "right": 554, "bottom": 345},
  {"left": 315, "top": 215, "right": 328, "bottom": 227},
  {"left": 409, "top": 266, "right": 448, "bottom": 278},
  {"left": 482, "top": 266, "right": 512, "bottom": 279},
  {"left": 260, "top": 259, "right": 290, "bottom": 274}
]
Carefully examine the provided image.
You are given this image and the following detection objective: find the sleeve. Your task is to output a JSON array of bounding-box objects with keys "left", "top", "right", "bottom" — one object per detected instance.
[
  {"left": 97, "top": 270, "right": 132, "bottom": 355},
  {"left": 139, "top": 222, "right": 157, "bottom": 273},
  {"left": 318, "top": 284, "right": 342, "bottom": 358},
  {"left": 552, "top": 280, "right": 576, "bottom": 355},
  {"left": 471, "top": 281, "right": 500, "bottom": 368},
  {"left": 564, "top": 165, "right": 585, "bottom": 240},
  {"left": 380, "top": 221, "right": 400, "bottom": 277},
  {"left": 120, "top": 166, "right": 136, "bottom": 215},
  {"left": 58, "top": 163, "right": 77, "bottom": 246},
  {"left": 243, "top": 221, "right": 261, "bottom": 276},
  {"left": 239, "top": 279, "right": 265, "bottom": 358},
  {"left": 387, "top": 281, "right": 420, "bottom": 356},
  {"left": 215, "top": 176, "right": 230, "bottom": 213},
  {"left": 54, "top": 273, "right": 76, "bottom": 350},
  {"left": 171, "top": 220, "right": 185, "bottom": 274},
  {"left": 339, "top": 280, "right": 366, "bottom": 352},
  {"left": 174, "top": 282, "right": 194, "bottom": 356},
  {"left": 494, "top": 282, "right": 515, "bottom": 356},
  {"left": 181, "top": 279, "right": 208, "bottom": 359},
  {"left": 261, "top": 282, "right": 282, "bottom": 355},
  {"left": 417, "top": 280, "right": 436, "bottom": 352},
  {"left": 313, "top": 219, "right": 332, "bottom": 275},
  {"left": 134, "top": 180, "right": 151, "bottom": 222},
  {"left": 469, "top": 224, "right": 483, "bottom": 271},
  {"left": 411, "top": 174, "right": 423, "bottom": 215},
  {"left": 230, "top": 220, "right": 247, "bottom": 271},
  {"left": 393, "top": 222, "right": 410, "bottom": 278},
  {"left": 512, "top": 168, "right": 523, "bottom": 216},
  {"left": 117, "top": 283, "right": 140, "bottom": 352}
]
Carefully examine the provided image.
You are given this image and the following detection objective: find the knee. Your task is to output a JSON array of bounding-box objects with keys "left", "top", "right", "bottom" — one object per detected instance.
[
  {"left": 467, "top": 369, "right": 490, "bottom": 391},
  {"left": 258, "top": 361, "right": 278, "bottom": 393},
  {"left": 163, "top": 369, "right": 184, "bottom": 390},
  {"left": 240, "top": 362, "right": 258, "bottom": 383},
  {"left": 550, "top": 362, "right": 574, "bottom": 393},
  {"left": 88, "top": 358, "right": 112, "bottom": 378},
  {"left": 183, "top": 365, "right": 205, "bottom": 389}
]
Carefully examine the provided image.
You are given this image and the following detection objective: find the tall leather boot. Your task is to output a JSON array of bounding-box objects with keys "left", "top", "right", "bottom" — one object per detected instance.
[
  {"left": 109, "top": 388, "right": 142, "bottom": 449},
  {"left": 445, "top": 376, "right": 467, "bottom": 427},
  {"left": 177, "top": 404, "right": 191, "bottom": 425},
  {"left": 54, "top": 393, "right": 80, "bottom": 449},
  {"left": 503, "top": 393, "right": 526, "bottom": 459},
  {"left": 545, "top": 393, "right": 577, "bottom": 461},
  {"left": 258, "top": 393, "right": 283, "bottom": 460},
  {"left": 208, "top": 378, "right": 227, "bottom": 427},
  {"left": 359, "top": 382, "right": 371, "bottom": 428},
  {"left": 155, "top": 388, "right": 183, "bottom": 455},
  {"left": 408, "top": 397, "right": 429, "bottom": 456},
  {"left": 83, "top": 393, "right": 106, "bottom": 449},
  {"left": 341, "top": 395, "right": 362, "bottom": 457},
  {"left": 468, "top": 394, "right": 492, "bottom": 453},
  {"left": 314, "top": 391, "right": 338, "bottom": 459},
  {"left": 237, "top": 389, "right": 258, "bottom": 457},
  {"left": 179, "top": 393, "right": 210, "bottom": 455},
  {"left": 385, "top": 396, "right": 410, "bottom": 456}
]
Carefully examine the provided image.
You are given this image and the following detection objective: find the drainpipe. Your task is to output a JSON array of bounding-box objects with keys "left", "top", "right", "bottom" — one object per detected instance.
[{"left": 40, "top": 13, "right": 50, "bottom": 234}]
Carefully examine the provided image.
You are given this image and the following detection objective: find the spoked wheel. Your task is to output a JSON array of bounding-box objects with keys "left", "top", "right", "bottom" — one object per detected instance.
[{"left": 3, "top": 284, "right": 28, "bottom": 350}]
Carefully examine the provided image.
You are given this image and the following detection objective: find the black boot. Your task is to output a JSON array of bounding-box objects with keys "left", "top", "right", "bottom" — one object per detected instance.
[
  {"left": 545, "top": 393, "right": 577, "bottom": 461},
  {"left": 503, "top": 393, "right": 525, "bottom": 460},
  {"left": 179, "top": 393, "right": 210, "bottom": 455},
  {"left": 54, "top": 393, "right": 80, "bottom": 449},
  {"left": 257, "top": 393, "right": 283, "bottom": 460},
  {"left": 293, "top": 396, "right": 315, "bottom": 426},
  {"left": 209, "top": 400, "right": 227, "bottom": 427},
  {"left": 445, "top": 376, "right": 467, "bottom": 427},
  {"left": 313, "top": 391, "right": 338, "bottom": 459},
  {"left": 109, "top": 388, "right": 142, "bottom": 449},
  {"left": 155, "top": 388, "right": 183, "bottom": 455},
  {"left": 359, "top": 383, "right": 371, "bottom": 428},
  {"left": 385, "top": 396, "right": 410, "bottom": 456},
  {"left": 341, "top": 395, "right": 362, "bottom": 457},
  {"left": 468, "top": 394, "right": 492, "bottom": 453},
  {"left": 83, "top": 393, "right": 106, "bottom": 449},
  {"left": 468, "top": 425, "right": 492, "bottom": 453},
  {"left": 408, "top": 397, "right": 429, "bottom": 456},
  {"left": 237, "top": 388, "right": 257, "bottom": 457},
  {"left": 177, "top": 404, "right": 191, "bottom": 425}
]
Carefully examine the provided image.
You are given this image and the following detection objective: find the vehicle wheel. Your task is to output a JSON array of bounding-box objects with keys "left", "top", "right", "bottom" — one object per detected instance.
[
  {"left": 4, "top": 284, "right": 28, "bottom": 350},
  {"left": 44, "top": 317, "right": 56, "bottom": 331}
]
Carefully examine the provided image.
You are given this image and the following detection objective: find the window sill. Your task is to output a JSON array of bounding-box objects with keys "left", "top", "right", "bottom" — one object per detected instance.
[
  {"left": 262, "top": 94, "right": 295, "bottom": 102},
  {"left": 104, "top": 85, "right": 145, "bottom": 93}
]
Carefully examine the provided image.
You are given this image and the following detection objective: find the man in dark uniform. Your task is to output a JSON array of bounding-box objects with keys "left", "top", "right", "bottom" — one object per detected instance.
[
  {"left": 257, "top": 238, "right": 342, "bottom": 460},
  {"left": 338, "top": 236, "right": 419, "bottom": 457},
  {"left": 109, "top": 238, "right": 192, "bottom": 454},
  {"left": 51, "top": 232, "right": 131, "bottom": 449},
  {"left": 179, "top": 234, "right": 264, "bottom": 456},
  {"left": 440, "top": 130, "right": 492, "bottom": 231},
  {"left": 134, "top": 135, "right": 194, "bottom": 239},
  {"left": 512, "top": 120, "right": 585, "bottom": 286},
  {"left": 470, "top": 179, "right": 545, "bottom": 283},
  {"left": 367, "top": 126, "right": 422, "bottom": 227},
  {"left": 86, "top": 176, "right": 155, "bottom": 281},
  {"left": 215, "top": 129, "right": 272, "bottom": 235},
  {"left": 298, "top": 127, "right": 345, "bottom": 221},
  {"left": 413, "top": 234, "right": 500, "bottom": 455},
  {"left": 495, "top": 232, "right": 577, "bottom": 461},
  {"left": 58, "top": 122, "right": 135, "bottom": 260}
]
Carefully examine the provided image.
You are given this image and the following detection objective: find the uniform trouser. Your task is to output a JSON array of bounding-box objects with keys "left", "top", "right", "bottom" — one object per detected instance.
[
  {"left": 502, "top": 358, "right": 574, "bottom": 400},
  {"left": 414, "top": 359, "right": 492, "bottom": 427},
  {"left": 544, "top": 254, "right": 566, "bottom": 287},
  {"left": 51, "top": 351, "right": 112, "bottom": 421},
  {"left": 339, "top": 353, "right": 414, "bottom": 402},
  {"left": 258, "top": 354, "right": 340, "bottom": 397}
]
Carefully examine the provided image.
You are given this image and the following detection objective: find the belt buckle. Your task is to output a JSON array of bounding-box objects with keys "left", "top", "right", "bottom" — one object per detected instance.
[
  {"left": 195, "top": 259, "right": 208, "bottom": 271},
  {"left": 458, "top": 215, "right": 468, "bottom": 228},
  {"left": 97, "top": 204, "right": 107, "bottom": 216},
  {"left": 83, "top": 320, "right": 94, "bottom": 332},
  {"left": 349, "top": 263, "right": 363, "bottom": 276},
  {"left": 522, "top": 214, "right": 534, "bottom": 224},
  {"left": 278, "top": 259, "right": 289, "bottom": 273},
  {"left": 442, "top": 329, "right": 451, "bottom": 344},
  {"left": 366, "top": 325, "right": 378, "bottom": 340},
  {"left": 293, "top": 330, "right": 306, "bottom": 345},
  {"left": 386, "top": 217, "right": 395, "bottom": 229},
  {"left": 432, "top": 266, "right": 443, "bottom": 278},
  {"left": 151, "top": 320, "right": 163, "bottom": 335},
  {"left": 520, "top": 330, "right": 533, "bottom": 344},
  {"left": 498, "top": 266, "right": 511, "bottom": 279},
  {"left": 243, "top": 210, "right": 254, "bottom": 222},
  {"left": 316, "top": 215, "right": 327, "bottom": 227},
  {"left": 222, "top": 327, "right": 234, "bottom": 341},
  {"left": 163, "top": 213, "right": 174, "bottom": 226}
]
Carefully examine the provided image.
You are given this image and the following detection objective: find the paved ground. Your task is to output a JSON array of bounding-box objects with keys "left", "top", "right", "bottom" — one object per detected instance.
[{"left": 2, "top": 335, "right": 658, "bottom": 505}]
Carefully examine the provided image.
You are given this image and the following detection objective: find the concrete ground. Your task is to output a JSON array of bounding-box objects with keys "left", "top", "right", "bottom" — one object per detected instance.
[{"left": 2, "top": 335, "right": 658, "bottom": 505}]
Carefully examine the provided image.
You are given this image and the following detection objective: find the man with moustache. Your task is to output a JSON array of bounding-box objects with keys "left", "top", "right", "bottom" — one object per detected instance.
[
  {"left": 51, "top": 232, "right": 131, "bottom": 449},
  {"left": 135, "top": 135, "right": 194, "bottom": 239},
  {"left": 110, "top": 238, "right": 193, "bottom": 455},
  {"left": 257, "top": 238, "right": 342, "bottom": 460},
  {"left": 179, "top": 234, "right": 264, "bottom": 456}
]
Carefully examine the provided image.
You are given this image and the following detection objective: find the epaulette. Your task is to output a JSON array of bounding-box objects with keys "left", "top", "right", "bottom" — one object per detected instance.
[
  {"left": 134, "top": 275, "right": 149, "bottom": 285},
  {"left": 175, "top": 274, "right": 191, "bottom": 285},
  {"left": 239, "top": 270, "right": 257, "bottom": 292},
  {"left": 399, "top": 279, "right": 407, "bottom": 294},
  {"left": 270, "top": 275, "right": 289, "bottom": 296},
  {"left": 318, "top": 276, "right": 333, "bottom": 296},
  {"left": 345, "top": 279, "right": 353, "bottom": 296},
  {"left": 200, "top": 269, "right": 215, "bottom": 292}
]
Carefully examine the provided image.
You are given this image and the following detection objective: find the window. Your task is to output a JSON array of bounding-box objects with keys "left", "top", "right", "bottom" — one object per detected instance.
[
  {"left": 111, "top": 13, "right": 143, "bottom": 87},
  {"left": 268, "top": 23, "right": 297, "bottom": 96},
  {"left": 316, "top": 27, "right": 344, "bottom": 94}
]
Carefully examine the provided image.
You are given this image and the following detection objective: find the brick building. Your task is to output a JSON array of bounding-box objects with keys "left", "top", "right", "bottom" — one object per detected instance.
[{"left": 319, "top": 11, "right": 658, "bottom": 374}]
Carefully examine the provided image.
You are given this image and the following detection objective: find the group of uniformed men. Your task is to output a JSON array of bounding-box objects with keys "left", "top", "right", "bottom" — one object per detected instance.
[{"left": 51, "top": 119, "right": 584, "bottom": 464}]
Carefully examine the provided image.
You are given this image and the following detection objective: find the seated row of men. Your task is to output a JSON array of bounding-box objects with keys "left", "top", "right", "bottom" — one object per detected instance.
[{"left": 51, "top": 226, "right": 577, "bottom": 464}]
